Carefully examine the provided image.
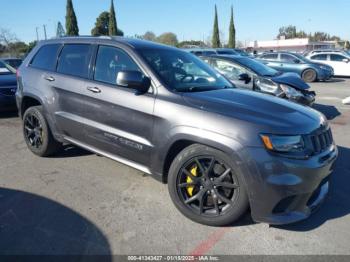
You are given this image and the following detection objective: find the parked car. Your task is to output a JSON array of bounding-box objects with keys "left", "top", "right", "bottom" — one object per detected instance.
[
  {"left": 186, "top": 48, "right": 217, "bottom": 56},
  {"left": 0, "top": 60, "right": 17, "bottom": 111},
  {"left": 0, "top": 58, "right": 23, "bottom": 69},
  {"left": 17, "top": 37, "right": 337, "bottom": 226},
  {"left": 306, "top": 52, "right": 350, "bottom": 76},
  {"left": 201, "top": 55, "right": 315, "bottom": 106},
  {"left": 186, "top": 48, "right": 250, "bottom": 57},
  {"left": 257, "top": 52, "right": 334, "bottom": 82},
  {"left": 303, "top": 49, "right": 348, "bottom": 57}
]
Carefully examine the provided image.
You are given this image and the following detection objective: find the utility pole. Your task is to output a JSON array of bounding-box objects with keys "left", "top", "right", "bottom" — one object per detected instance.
[
  {"left": 43, "top": 24, "right": 47, "bottom": 40},
  {"left": 36, "top": 27, "right": 39, "bottom": 41}
]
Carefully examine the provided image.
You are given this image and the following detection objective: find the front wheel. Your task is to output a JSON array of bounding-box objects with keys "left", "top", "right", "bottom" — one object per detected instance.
[
  {"left": 168, "top": 144, "right": 249, "bottom": 226},
  {"left": 302, "top": 69, "right": 317, "bottom": 82}
]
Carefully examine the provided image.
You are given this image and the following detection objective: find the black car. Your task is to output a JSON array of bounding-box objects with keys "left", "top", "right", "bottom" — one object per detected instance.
[
  {"left": 0, "top": 60, "right": 17, "bottom": 111},
  {"left": 201, "top": 55, "right": 316, "bottom": 106},
  {"left": 1, "top": 58, "right": 23, "bottom": 69}
]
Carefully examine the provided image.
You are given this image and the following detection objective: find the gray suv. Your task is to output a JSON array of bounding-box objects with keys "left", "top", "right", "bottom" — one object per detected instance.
[{"left": 16, "top": 37, "right": 338, "bottom": 226}]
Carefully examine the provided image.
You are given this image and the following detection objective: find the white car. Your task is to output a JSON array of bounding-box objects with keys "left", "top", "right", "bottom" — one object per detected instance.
[{"left": 306, "top": 52, "right": 350, "bottom": 76}]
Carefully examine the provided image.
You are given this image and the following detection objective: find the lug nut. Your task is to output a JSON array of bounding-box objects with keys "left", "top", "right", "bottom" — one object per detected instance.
[
  {"left": 207, "top": 191, "right": 211, "bottom": 194},
  {"left": 213, "top": 186, "right": 217, "bottom": 189}
]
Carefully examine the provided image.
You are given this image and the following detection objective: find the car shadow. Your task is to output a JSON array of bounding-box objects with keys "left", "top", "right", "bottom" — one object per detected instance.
[
  {"left": 323, "top": 78, "right": 346, "bottom": 83},
  {"left": 312, "top": 103, "right": 341, "bottom": 120},
  {"left": 274, "top": 146, "right": 350, "bottom": 232},
  {"left": 0, "top": 110, "right": 19, "bottom": 119},
  {"left": 0, "top": 187, "right": 111, "bottom": 257},
  {"left": 49, "top": 145, "right": 93, "bottom": 158}
]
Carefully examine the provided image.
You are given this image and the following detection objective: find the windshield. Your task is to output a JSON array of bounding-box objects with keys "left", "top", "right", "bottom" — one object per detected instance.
[
  {"left": 0, "top": 61, "right": 15, "bottom": 75},
  {"left": 138, "top": 48, "right": 233, "bottom": 92},
  {"left": 235, "top": 57, "right": 279, "bottom": 77}
]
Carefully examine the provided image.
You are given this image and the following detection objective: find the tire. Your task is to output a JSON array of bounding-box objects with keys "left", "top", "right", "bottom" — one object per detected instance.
[
  {"left": 302, "top": 69, "right": 317, "bottom": 82},
  {"left": 22, "top": 106, "right": 61, "bottom": 157},
  {"left": 168, "top": 144, "right": 249, "bottom": 226}
]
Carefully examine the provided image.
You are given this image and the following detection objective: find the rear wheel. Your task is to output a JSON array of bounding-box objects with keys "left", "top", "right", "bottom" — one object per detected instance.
[
  {"left": 168, "top": 144, "right": 249, "bottom": 226},
  {"left": 302, "top": 69, "right": 317, "bottom": 82},
  {"left": 23, "top": 106, "right": 61, "bottom": 157}
]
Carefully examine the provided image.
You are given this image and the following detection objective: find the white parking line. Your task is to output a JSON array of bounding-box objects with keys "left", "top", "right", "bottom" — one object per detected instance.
[{"left": 317, "top": 96, "right": 343, "bottom": 101}]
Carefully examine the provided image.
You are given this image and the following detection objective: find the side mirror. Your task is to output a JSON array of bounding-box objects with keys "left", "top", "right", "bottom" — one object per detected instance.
[
  {"left": 342, "top": 58, "right": 350, "bottom": 63},
  {"left": 116, "top": 71, "right": 151, "bottom": 95},
  {"left": 294, "top": 59, "right": 301, "bottom": 64},
  {"left": 239, "top": 73, "right": 251, "bottom": 84}
]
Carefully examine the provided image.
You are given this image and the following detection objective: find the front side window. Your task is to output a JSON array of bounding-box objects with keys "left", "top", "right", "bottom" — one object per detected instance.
[
  {"left": 261, "top": 53, "right": 278, "bottom": 61},
  {"left": 57, "top": 44, "right": 92, "bottom": 78},
  {"left": 139, "top": 48, "right": 233, "bottom": 92},
  {"left": 311, "top": 54, "right": 328, "bottom": 61},
  {"left": 281, "top": 54, "right": 298, "bottom": 63},
  {"left": 94, "top": 46, "right": 141, "bottom": 85},
  {"left": 213, "top": 59, "right": 246, "bottom": 80},
  {"left": 31, "top": 44, "right": 61, "bottom": 71},
  {"left": 330, "top": 54, "right": 347, "bottom": 62}
]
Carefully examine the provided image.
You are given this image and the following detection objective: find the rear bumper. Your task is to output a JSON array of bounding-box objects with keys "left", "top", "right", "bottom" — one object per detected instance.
[{"left": 241, "top": 145, "right": 338, "bottom": 225}]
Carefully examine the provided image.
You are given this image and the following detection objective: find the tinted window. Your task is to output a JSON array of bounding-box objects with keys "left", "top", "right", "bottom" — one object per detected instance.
[
  {"left": 281, "top": 54, "right": 298, "bottom": 63},
  {"left": 261, "top": 53, "right": 278, "bottom": 60},
  {"left": 31, "top": 44, "right": 61, "bottom": 71},
  {"left": 57, "top": 44, "right": 92, "bottom": 78},
  {"left": 94, "top": 46, "right": 141, "bottom": 85},
  {"left": 311, "top": 54, "right": 328, "bottom": 61},
  {"left": 330, "top": 54, "right": 346, "bottom": 62}
]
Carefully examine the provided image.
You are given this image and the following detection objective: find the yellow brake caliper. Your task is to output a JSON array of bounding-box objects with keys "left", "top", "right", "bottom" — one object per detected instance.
[{"left": 186, "top": 165, "right": 198, "bottom": 196}]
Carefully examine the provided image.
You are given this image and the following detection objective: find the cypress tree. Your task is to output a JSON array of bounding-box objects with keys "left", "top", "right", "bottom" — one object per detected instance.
[
  {"left": 228, "top": 6, "right": 236, "bottom": 48},
  {"left": 212, "top": 5, "right": 221, "bottom": 48},
  {"left": 66, "top": 0, "right": 79, "bottom": 36},
  {"left": 109, "top": 0, "right": 118, "bottom": 36}
]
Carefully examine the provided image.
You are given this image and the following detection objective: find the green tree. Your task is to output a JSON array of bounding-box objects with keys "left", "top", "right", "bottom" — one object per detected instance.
[
  {"left": 56, "top": 21, "right": 66, "bottom": 37},
  {"left": 228, "top": 6, "right": 236, "bottom": 48},
  {"left": 66, "top": 0, "right": 79, "bottom": 36},
  {"left": 157, "top": 32, "right": 178, "bottom": 46},
  {"left": 91, "top": 11, "right": 110, "bottom": 36},
  {"left": 212, "top": 5, "right": 221, "bottom": 48},
  {"left": 27, "top": 41, "right": 38, "bottom": 53},
  {"left": 91, "top": 11, "right": 124, "bottom": 36},
  {"left": 143, "top": 31, "right": 157, "bottom": 42},
  {"left": 109, "top": 0, "right": 118, "bottom": 36}
]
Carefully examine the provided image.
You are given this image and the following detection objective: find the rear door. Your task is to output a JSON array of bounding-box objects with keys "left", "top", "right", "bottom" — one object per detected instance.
[
  {"left": 77, "top": 45, "right": 156, "bottom": 167},
  {"left": 48, "top": 44, "right": 95, "bottom": 141}
]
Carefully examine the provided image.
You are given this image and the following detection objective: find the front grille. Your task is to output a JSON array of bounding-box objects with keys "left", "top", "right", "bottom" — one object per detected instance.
[
  {"left": 0, "top": 87, "right": 16, "bottom": 96},
  {"left": 309, "top": 128, "right": 333, "bottom": 154}
]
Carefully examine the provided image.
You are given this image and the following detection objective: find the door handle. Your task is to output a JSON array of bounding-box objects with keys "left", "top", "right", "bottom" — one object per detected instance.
[
  {"left": 44, "top": 76, "right": 55, "bottom": 82},
  {"left": 87, "top": 86, "right": 101, "bottom": 93}
]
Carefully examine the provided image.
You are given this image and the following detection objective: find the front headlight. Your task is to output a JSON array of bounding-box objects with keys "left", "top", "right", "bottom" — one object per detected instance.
[
  {"left": 280, "top": 84, "right": 303, "bottom": 98},
  {"left": 260, "top": 134, "right": 304, "bottom": 153},
  {"left": 255, "top": 77, "right": 281, "bottom": 95}
]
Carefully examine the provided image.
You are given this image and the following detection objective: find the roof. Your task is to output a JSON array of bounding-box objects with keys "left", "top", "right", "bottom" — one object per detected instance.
[{"left": 38, "top": 36, "right": 178, "bottom": 51}]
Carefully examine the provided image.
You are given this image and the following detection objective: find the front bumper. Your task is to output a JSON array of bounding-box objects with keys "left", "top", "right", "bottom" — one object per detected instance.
[
  {"left": 317, "top": 69, "right": 333, "bottom": 81},
  {"left": 0, "top": 95, "right": 17, "bottom": 112},
  {"left": 241, "top": 144, "right": 338, "bottom": 225}
]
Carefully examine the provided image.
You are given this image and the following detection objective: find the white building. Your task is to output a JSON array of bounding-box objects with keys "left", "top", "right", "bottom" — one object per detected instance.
[{"left": 247, "top": 38, "right": 336, "bottom": 53}]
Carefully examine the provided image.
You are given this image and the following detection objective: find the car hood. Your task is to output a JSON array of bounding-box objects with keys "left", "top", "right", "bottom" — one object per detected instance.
[
  {"left": 270, "top": 72, "right": 310, "bottom": 90},
  {"left": 0, "top": 74, "right": 17, "bottom": 87},
  {"left": 182, "top": 88, "right": 324, "bottom": 134}
]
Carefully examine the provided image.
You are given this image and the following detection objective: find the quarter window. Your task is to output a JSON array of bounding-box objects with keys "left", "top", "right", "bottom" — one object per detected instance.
[
  {"left": 311, "top": 54, "right": 328, "bottom": 61},
  {"left": 30, "top": 44, "right": 61, "bottom": 71},
  {"left": 94, "top": 46, "right": 141, "bottom": 85},
  {"left": 57, "top": 44, "right": 92, "bottom": 78}
]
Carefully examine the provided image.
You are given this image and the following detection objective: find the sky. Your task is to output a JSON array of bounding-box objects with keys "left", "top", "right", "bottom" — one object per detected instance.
[{"left": 0, "top": 0, "right": 349, "bottom": 44}]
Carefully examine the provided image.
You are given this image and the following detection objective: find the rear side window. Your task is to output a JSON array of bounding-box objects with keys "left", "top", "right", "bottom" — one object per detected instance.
[
  {"left": 57, "top": 44, "right": 92, "bottom": 78},
  {"left": 311, "top": 54, "right": 328, "bottom": 61},
  {"left": 281, "top": 54, "right": 297, "bottom": 63},
  {"left": 330, "top": 54, "right": 346, "bottom": 62},
  {"left": 31, "top": 44, "right": 61, "bottom": 71}
]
